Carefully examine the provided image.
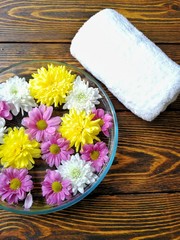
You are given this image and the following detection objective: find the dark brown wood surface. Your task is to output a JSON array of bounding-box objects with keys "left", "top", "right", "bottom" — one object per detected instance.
[{"left": 0, "top": 0, "right": 179, "bottom": 239}]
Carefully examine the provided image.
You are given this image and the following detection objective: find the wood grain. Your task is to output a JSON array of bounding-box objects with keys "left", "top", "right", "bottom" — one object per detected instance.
[
  {"left": 0, "top": 1, "right": 179, "bottom": 239},
  {"left": 98, "top": 111, "right": 180, "bottom": 194},
  {"left": 0, "top": 0, "right": 179, "bottom": 43},
  {"left": 0, "top": 193, "right": 180, "bottom": 239}
]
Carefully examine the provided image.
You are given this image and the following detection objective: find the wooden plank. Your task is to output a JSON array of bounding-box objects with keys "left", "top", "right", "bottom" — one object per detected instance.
[
  {"left": 0, "top": 43, "right": 81, "bottom": 70},
  {"left": 97, "top": 111, "right": 180, "bottom": 194},
  {"left": 0, "top": 193, "right": 180, "bottom": 239},
  {"left": 0, "top": 0, "right": 179, "bottom": 43},
  {"left": 0, "top": 43, "right": 179, "bottom": 111},
  {"left": 0, "top": 43, "right": 179, "bottom": 69}
]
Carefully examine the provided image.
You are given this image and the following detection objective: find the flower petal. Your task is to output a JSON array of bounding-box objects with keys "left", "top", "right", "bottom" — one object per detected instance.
[{"left": 24, "top": 192, "right": 33, "bottom": 209}]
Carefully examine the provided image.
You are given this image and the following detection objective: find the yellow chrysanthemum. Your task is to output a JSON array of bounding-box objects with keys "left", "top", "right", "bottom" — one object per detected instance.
[
  {"left": 0, "top": 127, "right": 41, "bottom": 170},
  {"left": 29, "top": 64, "right": 76, "bottom": 107},
  {"left": 59, "top": 109, "right": 101, "bottom": 152}
]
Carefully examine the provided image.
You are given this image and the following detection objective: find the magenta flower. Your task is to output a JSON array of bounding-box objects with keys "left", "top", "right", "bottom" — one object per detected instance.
[
  {"left": 0, "top": 167, "right": 33, "bottom": 205},
  {"left": 0, "top": 101, "right": 12, "bottom": 120},
  {"left": 92, "top": 108, "right": 113, "bottom": 137},
  {"left": 81, "top": 142, "right": 109, "bottom": 172},
  {"left": 41, "top": 135, "right": 74, "bottom": 168},
  {"left": 42, "top": 170, "right": 72, "bottom": 206},
  {"left": 22, "top": 104, "right": 61, "bottom": 142}
]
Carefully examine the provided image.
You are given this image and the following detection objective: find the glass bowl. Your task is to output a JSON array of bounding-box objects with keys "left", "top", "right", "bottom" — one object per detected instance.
[{"left": 0, "top": 60, "right": 118, "bottom": 215}]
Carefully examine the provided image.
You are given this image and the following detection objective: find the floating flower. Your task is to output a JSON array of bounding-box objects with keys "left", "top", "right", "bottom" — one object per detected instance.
[
  {"left": 81, "top": 142, "right": 109, "bottom": 172},
  {"left": 92, "top": 108, "right": 113, "bottom": 137},
  {"left": 29, "top": 64, "right": 76, "bottom": 107},
  {"left": 22, "top": 104, "right": 61, "bottom": 142},
  {"left": 0, "top": 101, "right": 12, "bottom": 120},
  {"left": 0, "top": 76, "right": 37, "bottom": 116},
  {"left": 41, "top": 135, "right": 74, "bottom": 168},
  {"left": 0, "top": 127, "right": 41, "bottom": 170},
  {"left": 58, "top": 153, "right": 98, "bottom": 195},
  {"left": 0, "top": 117, "right": 6, "bottom": 144},
  {"left": 63, "top": 76, "right": 101, "bottom": 114},
  {"left": 42, "top": 169, "right": 72, "bottom": 206},
  {"left": 59, "top": 109, "right": 101, "bottom": 152},
  {"left": 0, "top": 167, "right": 33, "bottom": 205}
]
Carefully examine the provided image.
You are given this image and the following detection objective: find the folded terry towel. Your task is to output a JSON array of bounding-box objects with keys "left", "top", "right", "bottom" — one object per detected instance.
[{"left": 70, "top": 9, "right": 180, "bottom": 121}]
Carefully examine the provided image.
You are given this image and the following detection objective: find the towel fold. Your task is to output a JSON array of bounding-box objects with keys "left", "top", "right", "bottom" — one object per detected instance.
[{"left": 70, "top": 9, "right": 180, "bottom": 121}]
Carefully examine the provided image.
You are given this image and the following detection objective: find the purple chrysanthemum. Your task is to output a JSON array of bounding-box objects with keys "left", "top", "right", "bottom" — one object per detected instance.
[
  {"left": 81, "top": 142, "right": 109, "bottom": 172},
  {"left": 0, "top": 167, "right": 33, "bottom": 205},
  {"left": 0, "top": 101, "right": 12, "bottom": 120},
  {"left": 41, "top": 135, "right": 74, "bottom": 168},
  {"left": 92, "top": 108, "right": 113, "bottom": 137},
  {"left": 22, "top": 104, "right": 61, "bottom": 142},
  {"left": 42, "top": 170, "right": 72, "bottom": 206}
]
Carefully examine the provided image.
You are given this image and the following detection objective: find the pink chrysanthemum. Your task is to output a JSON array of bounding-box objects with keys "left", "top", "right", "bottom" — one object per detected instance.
[
  {"left": 0, "top": 101, "right": 12, "bottom": 120},
  {"left": 92, "top": 108, "right": 113, "bottom": 137},
  {"left": 41, "top": 135, "right": 74, "bottom": 168},
  {"left": 81, "top": 142, "right": 109, "bottom": 172},
  {"left": 42, "top": 169, "right": 72, "bottom": 206},
  {"left": 22, "top": 104, "right": 61, "bottom": 142},
  {"left": 0, "top": 167, "right": 33, "bottom": 205}
]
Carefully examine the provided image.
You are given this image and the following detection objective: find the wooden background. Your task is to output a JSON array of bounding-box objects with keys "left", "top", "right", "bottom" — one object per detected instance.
[{"left": 0, "top": 0, "right": 180, "bottom": 239}]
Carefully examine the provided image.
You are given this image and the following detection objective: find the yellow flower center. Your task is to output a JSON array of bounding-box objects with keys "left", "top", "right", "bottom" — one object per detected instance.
[
  {"left": 36, "top": 120, "right": 47, "bottom": 130},
  {"left": 90, "top": 151, "right": 100, "bottom": 161},
  {"left": 71, "top": 168, "right": 81, "bottom": 179},
  {"left": 11, "top": 87, "right": 18, "bottom": 95},
  {"left": 10, "top": 178, "right": 21, "bottom": 190},
  {"left": 49, "top": 144, "right": 60, "bottom": 154},
  {"left": 76, "top": 93, "right": 87, "bottom": 101},
  {"left": 52, "top": 181, "right": 62, "bottom": 193},
  {"left": 77, "top": 126, "right": 83, "bottom": 134}
]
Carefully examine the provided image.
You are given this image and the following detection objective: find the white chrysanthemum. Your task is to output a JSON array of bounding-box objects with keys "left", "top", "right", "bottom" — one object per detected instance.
[
  {"left": 57, "top": 153, "right": 98, "bottom": 195},
  {"left": 0, "top": 117, "right": 6, "bottom": 143},
  {"left": 63, "top": 76, "right": 102, "bottom": 114},
  {"left": 0, "top": 76, "right": 37, "bottom": 116}
]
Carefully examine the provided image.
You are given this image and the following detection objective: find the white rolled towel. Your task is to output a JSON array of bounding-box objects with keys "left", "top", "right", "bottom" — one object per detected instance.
[{"left": 70, "top": 9, "right": 180, "bottom": 121}]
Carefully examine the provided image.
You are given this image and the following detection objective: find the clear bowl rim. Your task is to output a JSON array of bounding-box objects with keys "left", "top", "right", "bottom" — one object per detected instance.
[{"left": 0, "top": 60, "right": 118, "bottom": 215}]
